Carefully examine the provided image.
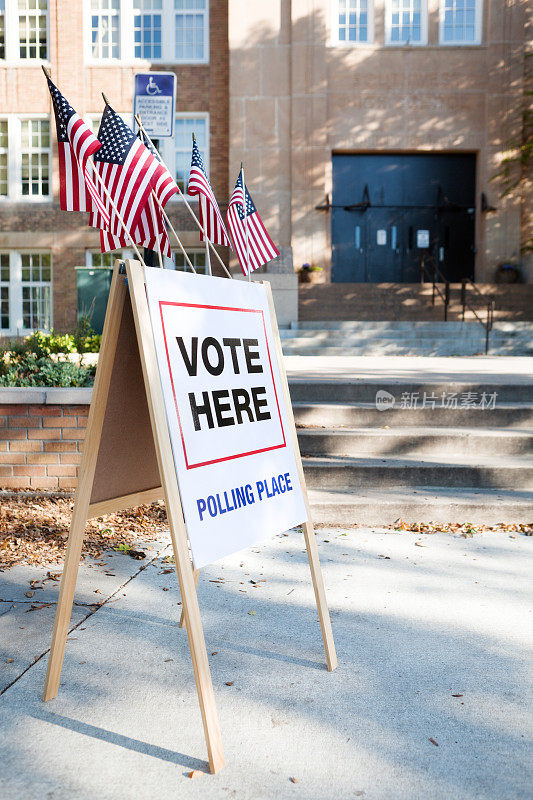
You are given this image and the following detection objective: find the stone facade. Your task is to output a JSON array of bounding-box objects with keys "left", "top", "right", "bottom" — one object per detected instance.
[{"left": 229, "top": 0, "right": 532, "bottom": 282}]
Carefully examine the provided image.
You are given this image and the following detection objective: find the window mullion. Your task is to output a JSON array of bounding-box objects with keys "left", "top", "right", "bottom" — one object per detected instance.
[
  {"left": 121, "top": 0, "right": 133, "bottom": 62},
  {"left": 163, "top": 0, "right": 172, "bottom": 63},
  {"left": 5, "top": 0, "right": 17, "bottom": 62}
]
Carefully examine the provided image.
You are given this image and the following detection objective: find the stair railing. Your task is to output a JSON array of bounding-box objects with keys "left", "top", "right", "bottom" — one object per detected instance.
[
  {"left": 420, "top": 253, "right": 450, "bottom": 321},
  {"left": 461, "top": 277, "right": 495, "bottom": 355},
  {"left": 419, "top": 253, "right": 494, "bottom": 354}
]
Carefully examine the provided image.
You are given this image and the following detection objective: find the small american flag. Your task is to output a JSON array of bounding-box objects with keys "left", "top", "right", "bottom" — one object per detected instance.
[
  {"left": 227, "top": 170, "right": 279, "bottom": 275},
  {"left": 187, "top": 140, "right": 230, "bottom": 247},
  {"left": 97, "top": 200, "right": 171, "bottom": 257},
  {"left": 46, "top": 76, "right": 109, "bottom": 222},
  {"left": 91, "top": 104, "right": 161, "bottom": 239}
]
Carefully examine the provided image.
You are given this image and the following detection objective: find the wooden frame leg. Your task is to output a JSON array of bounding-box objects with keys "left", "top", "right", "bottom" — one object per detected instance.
[
  {"left": 302, "top": 519, "right": 337, "bottom": 671},
  {"left": 180, "top": 568, "right": 200, "bottom": 628},
  {"left": 126, "top": 260, "right": 225, "bottom": 773},
  {"left": 43, "top": 267, "right": 127, "bottom": 701},
  {"left": 262, "top": 281, "right": 337, "bottom": 672}
]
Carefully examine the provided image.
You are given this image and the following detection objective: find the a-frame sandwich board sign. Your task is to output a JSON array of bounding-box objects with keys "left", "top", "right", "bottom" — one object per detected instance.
[{"left": 42, "top": 259, "right": 337, "bottom": 774}]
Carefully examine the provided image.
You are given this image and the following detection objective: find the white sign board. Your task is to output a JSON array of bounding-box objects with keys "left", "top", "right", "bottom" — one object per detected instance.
[
  {"left": 145, "top": 268, "right": 307, "bottom": 568},
  {"left": 417, "top": 229, "right": 430, "bottom": 248},
  {"left": 134, "top": 72, "right": 176, "bottom": 138},
  {"left": 376, "top": 229, "right": 387, "bottom": 246}
]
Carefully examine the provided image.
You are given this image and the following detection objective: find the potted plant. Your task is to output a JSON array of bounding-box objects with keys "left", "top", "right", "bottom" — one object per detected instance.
[{"left": 298, "top": 263, "right": 324, "bottom": 284}]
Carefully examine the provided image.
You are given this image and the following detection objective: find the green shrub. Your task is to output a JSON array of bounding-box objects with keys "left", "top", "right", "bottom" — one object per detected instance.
[{"left": 0, "top": 352, "right": 95, "bottom": 387}]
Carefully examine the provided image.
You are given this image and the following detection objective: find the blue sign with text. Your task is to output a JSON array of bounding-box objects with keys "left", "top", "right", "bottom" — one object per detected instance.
[{"left": 133, "top": 72, "right": 177, "bottom": 138}]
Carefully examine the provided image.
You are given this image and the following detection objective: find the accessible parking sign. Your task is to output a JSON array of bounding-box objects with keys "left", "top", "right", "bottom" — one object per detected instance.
[{"left": 133, "top": 72, "right": 176, "bottom": 138}]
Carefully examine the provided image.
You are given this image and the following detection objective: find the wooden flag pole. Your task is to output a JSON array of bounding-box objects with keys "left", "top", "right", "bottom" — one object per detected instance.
[
  {"left": 86, "top": 159, "right": 147, "bottom": 267},
  {"left": 134, "top": 113, "right": 231, "bottom": 278},
  {"left": 148, "top": 191, "right": 164, "bottom": 269},
  {"left": 193, "top": 132, "right": 213, "bottom": 277},
  {"left": 132, "top": 112, "right": 196, "bottom": 273},
  {"left": 241, "top": 163, "right": 251, "bottom": 282}
]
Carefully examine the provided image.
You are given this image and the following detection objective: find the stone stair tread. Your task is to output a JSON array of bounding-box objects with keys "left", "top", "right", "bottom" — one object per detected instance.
[
  {"left": 299, "top": 426, "right": 533, "bottom": 437},
  {"left": 302, "top": 454, "right": 533, "bottom": 469},
  {"left": 307, "top": 485, "right": 533, "bottom": 506},
  {"left": 294, "top": 401, "right": 533, "bottom": 410}
]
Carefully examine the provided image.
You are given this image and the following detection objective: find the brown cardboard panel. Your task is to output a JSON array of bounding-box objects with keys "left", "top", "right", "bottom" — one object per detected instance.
[{"left": 90, "top": 283, "right": 161, "bottom": 505}]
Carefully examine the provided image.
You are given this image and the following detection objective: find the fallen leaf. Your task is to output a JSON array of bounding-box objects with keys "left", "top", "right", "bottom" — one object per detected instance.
[
  {"left": 225, "top": 681, "right": 234, "bottom": 686},
  {"left": 164, "top": 658, "right": 173, "bottom": 663},
  {"left": 162, "top": 587, "right": 169, "bottom": 591},
  {"left": 128, "top": 549, "right": 146, "bottom": 559},
  {"left": 187, "top": 770, "right": 203, "bottom": 779},
  {"left": 452, "top": 694, "right": 463, "bottom": 697},
  {"left": 415, "top": 542, "right": 426, "bottom": 547},
  {"left": 289, "top": 777, "right": 299, "bottom": 784},
  {"left": 25, "top": 590, "right": 34, "bottom": 598},
  {"left": 429, "top": 737, "right": 439, "bottom": 746},
  {"left": 248, "top": 610, "right": 256, "bottom": 616},
  {"left": 6, "top": 658, "right": 14, "bottom": 663},
  {"left": 211, "top": 652, "right": 218, "bottom": 656}
]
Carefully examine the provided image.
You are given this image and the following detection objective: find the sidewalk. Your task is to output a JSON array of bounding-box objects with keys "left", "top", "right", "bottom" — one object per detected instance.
[{"left": 1, "top": 526, "right": 531, "bottom": 800}]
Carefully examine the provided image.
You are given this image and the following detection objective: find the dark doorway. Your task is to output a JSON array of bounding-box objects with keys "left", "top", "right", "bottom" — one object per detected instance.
[{"left": 331, "top": 153, "right": 476, "bottom": 283}]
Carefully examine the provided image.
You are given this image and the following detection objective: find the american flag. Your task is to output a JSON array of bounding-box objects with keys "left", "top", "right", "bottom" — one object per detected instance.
[
  {"left": 90, "top": 128, "right": 176, "bottom": 256},
  {"left": 45, "top": 77, "right": 109, "bottom": 222},
  {"left": 91, "top": 104, "right": 161, "bottom": 239},
  {"left": 187, "top": 140, "right": 230, "bottom": 247},
  {"left": 97, "top": 199, "right": 171, "bottom": 257},
  {"left": 227, "top": 170, "right": 279, "bottom": 274}
]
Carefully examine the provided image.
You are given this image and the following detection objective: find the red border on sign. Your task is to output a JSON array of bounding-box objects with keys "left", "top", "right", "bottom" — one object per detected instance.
[{"left": 159, "top": 301, "right": 286, "bottom": 470}]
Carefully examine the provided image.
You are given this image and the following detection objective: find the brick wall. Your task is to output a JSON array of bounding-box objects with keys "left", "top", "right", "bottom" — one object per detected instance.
[{"left": 0, "top": 404, "right": 88, "bottom": 490}]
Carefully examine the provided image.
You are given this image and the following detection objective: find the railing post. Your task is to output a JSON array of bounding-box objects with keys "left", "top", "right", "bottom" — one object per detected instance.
[
  {"left": 461, "top": 278, "right": 466, "bottom": 322},
  {"left": 444, "top": 282, "right": 450, "bottom": 321},
  {"left": 432, "top": 264, "right": 436, "bottom": 306}
]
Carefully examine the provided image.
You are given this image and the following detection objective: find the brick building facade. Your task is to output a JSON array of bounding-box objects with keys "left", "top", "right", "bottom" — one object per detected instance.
[
  {"left": 0, "top": 0, "right": 530, "bottom": 340},
  {"left": 0, "top": 0, "right": 229, "bottom": 335}
]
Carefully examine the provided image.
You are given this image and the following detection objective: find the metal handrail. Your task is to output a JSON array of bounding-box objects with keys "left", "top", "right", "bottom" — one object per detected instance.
[
  {"left": 420, "top": 254, "right": 450, "bottom": 321},
  {"left": 461, "top": 278, "right": 495, "bottom": 354},
  {"left": 419, "top": 255, "right": 494, "bottom": 353}
]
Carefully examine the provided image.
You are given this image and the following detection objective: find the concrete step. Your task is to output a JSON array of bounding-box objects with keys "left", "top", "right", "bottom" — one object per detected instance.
[
  {"left": 307, "top": 486, "right": 533, "bottom": 524},
  {"left": 291, "top": 321, "right": 533, "bottom": 331},
  {"left": 293, "top": 402, "right": 533, "bottom": 429},
  {"left": 298, "top": 427, "right": 533, "bottom": 458},
  {"left": 302, "top": 455, "right": 533, "bottom": 490},
  {"left": 282, "top": 343, "right": 533, "bottom": 356},
  {"left": 288, "top": 380, "right": 533, "bottom": 403}
]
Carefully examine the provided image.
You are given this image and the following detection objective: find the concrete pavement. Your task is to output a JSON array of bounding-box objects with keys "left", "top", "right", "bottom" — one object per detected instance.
[{"left": 1, "top": 526, "right": 532, "bottom": 800}]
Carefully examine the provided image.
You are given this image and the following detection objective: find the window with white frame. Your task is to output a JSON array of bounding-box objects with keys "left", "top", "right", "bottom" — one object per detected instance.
[
  {"left": 0, "top": 0, "right": 49, "bottom": 62},
  {"left": 134, "top": 0, "right": 162, "bottom": 59},
  {"left": 21, "top": 118, "right": 50, "bottom": 197},
  {"left": 387, "top": 0, "right": 427, "bottom": 44},
  {"left": 440, "top": 0, "right": 481, "bottom": 44},
  {"left": 0, "top": 116, "right": 51, "bottom": 201},
  {"left": 85, "top": 0, "right": 208, "bottom": 63},
  {"left": 172, "top": 249, "right": 207, "bottom": 273},
  {"left": 21, "top": 253, "right": 51, "bottom": 330},
  {"left": 18, "top": 0, "right": 48, "bottom": 59},
  {"left": 91, "top": 0, "right": 120, "bottom": 59},
  {"left": 336, "top": 0, "right": 372, "bottom": 44},
  {"left": 0, "top": 254, "right": 9, "bottom": 330},
  {"left": 0, "top": 251, "right": 52, "bottom": 334},
  {"left": 86, "top": 249, "right": 133, "bottom": 266},
  {"left": 174, "top": 115, "right": 208, "bottom": 195},
  {"left": 174, "top": 0, "right": 207, "bottom": 62}
]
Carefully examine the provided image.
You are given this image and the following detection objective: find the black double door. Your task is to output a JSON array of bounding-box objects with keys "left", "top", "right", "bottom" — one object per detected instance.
[{"left": 331, "top": 154, "right": 476, "bottom": 283}]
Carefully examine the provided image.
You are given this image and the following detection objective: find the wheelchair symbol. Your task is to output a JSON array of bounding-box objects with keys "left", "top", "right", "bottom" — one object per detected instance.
[{"left": 146, "top": 76, "right": 161, "bottom": 95}]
